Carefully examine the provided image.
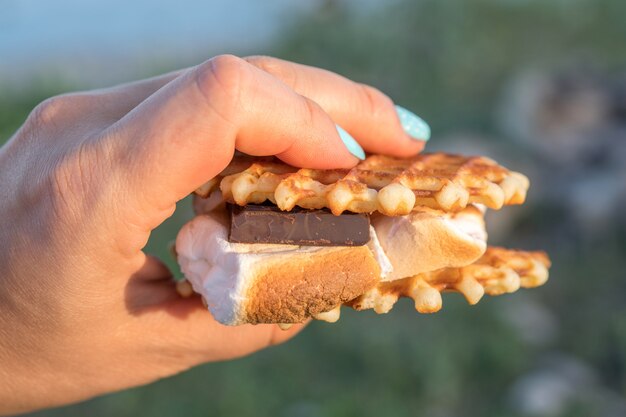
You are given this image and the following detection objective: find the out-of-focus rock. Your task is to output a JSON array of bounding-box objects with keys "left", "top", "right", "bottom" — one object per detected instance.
[
  {"left": 499, "top": 69, "right": 615, "bottom": 165},
  {"left": 508, "top": 353, "right": 597, "bottom": 416},
  {"left": 282, "top": 401, "right": 321, "bottom": 417},
  {"left": 508, "top": 353, "right": 626, "bottom": 417},
  {"left": 501, "top": 294, "right": 558, "bottom": 348},
  {"left": 498, "top": 67, "right": 626, "bottom": 240}
]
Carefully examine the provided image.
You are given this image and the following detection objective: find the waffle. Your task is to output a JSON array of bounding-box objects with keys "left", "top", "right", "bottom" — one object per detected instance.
[
  {"left": 341, "top": 247, "right": 550, "bottom": 318},
  {"left": 195, "top": 153, "right": 529, "bottom": 215}
]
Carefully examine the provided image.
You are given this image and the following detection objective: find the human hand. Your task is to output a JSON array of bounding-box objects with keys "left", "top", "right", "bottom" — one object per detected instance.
[{"left": 0, "top": 55, "right": 428, "bottom": 414}]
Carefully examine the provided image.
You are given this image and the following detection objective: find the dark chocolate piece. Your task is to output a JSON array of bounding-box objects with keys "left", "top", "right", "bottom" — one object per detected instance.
[{"left": 228, "top": 204, "right": 370, "bottom": 246}]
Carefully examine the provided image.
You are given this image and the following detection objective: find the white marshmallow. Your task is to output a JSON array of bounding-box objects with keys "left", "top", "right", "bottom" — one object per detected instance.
[
  {"left": 176, "top": 213, "right": 391, "bottom": 325},
  {"left": 372, "top": 207, "right": 487, "bottom": 281}
]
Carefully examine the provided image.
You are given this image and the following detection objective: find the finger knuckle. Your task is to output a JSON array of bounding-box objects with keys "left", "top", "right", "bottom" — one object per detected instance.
[
  {"left": 245, "top": 55, "right": 295, "bottom": 82},
  {"left": 195, "top": 54, "right": 249, "bottom": 100},
  {"left": 27, "top": 94, "right": 96, "bottom": 129},
  {"left": 192, "top": 55, "right": 251, "bottom": 124},
  {"left": 193, "top": 55, "right": 252, "bottom": 124},
  {"left": 243, "top": 55, "right": 276, "bottom": 71},
  {"left": 300, "top": 97, "right": 323, "bottom": 133},
  {"left": 357, "top": 84, "right": 394, "bottom": 119},
  {"left": 28, "top": 96, "right": 70, "bottom": 127}
]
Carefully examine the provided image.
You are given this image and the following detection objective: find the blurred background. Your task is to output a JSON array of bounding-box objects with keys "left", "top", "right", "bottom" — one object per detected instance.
[{"left": 2, "top": 0, "right": 626, "bottom": 416}]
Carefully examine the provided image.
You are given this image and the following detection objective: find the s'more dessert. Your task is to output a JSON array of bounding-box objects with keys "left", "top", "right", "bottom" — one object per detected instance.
[{"left": 175, "top": 152, "right": 550, "bottom": 326}]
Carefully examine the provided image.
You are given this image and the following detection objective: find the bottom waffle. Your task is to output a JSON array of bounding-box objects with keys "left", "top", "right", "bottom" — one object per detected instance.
[{"left": 310, "top": 247, "right": 550, "bottom": 323}]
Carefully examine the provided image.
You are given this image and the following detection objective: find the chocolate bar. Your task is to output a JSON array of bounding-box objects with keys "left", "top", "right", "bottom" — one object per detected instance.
[{"left": 228, "top": 204, "right": 370, "bottom": 246}]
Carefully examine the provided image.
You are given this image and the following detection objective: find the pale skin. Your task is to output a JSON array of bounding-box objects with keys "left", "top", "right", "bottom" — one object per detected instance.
[{"left": 0, "top": 55, "right": 425, "bottom": 414}]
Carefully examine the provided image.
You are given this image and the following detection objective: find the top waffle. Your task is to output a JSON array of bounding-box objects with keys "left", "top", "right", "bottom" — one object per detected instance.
[{"left": 195, "top": 153, "right": 530, "bottom": 215}]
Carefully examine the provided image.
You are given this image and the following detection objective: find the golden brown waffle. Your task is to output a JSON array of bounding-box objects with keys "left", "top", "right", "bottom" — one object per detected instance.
[
  {"left": 195, "top": 153, "right": 529, "bottom": 215},
  {"left": 340, "top": 247, "right": 550, "bottom": 318}
]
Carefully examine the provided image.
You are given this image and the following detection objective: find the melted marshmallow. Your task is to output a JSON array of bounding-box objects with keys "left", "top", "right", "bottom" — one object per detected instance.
[{"left": 176, "top": 213, "right": 391, "bottom": 325}]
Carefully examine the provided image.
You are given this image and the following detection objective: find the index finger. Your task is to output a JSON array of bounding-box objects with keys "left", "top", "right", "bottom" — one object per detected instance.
[{"left": 245, "top": 56, "right": 430, "bottom": 156}]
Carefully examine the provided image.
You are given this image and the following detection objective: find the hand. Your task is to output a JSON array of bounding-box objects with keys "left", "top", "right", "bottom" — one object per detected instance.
[{"left": 0, "top": 55, "right": 427, "bottom": 414}]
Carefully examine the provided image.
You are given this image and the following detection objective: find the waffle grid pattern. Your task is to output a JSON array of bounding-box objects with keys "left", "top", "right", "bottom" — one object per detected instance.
[
  {"left": 344, "top": 247, "right": 550, "bottom": 316},
  {"left": 195, "top": 153, "right": 529, "bottom": 215}
]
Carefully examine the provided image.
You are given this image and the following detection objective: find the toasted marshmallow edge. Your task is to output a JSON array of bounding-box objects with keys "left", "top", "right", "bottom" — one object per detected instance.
[
  {"left": 372, "top": 206, "right": 488, "bottom": 281},
  {"left": 175, "top": 213, "right": 392, "bottom": 325}
]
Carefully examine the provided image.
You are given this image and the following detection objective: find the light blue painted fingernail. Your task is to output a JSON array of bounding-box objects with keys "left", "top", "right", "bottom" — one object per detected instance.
[
  {"left": 336, "top": 125, "right": 365, "bottom": 160},
  {"left": 395, "top": 105, "right": 431, "bottom": 141}
]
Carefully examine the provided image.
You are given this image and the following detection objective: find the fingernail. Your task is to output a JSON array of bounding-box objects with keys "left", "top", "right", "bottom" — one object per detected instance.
[
  {"left": 395, "top": 105, "right": 431, "bottom": 141},
  {"left": 336, "top": 125, "right": 365, "bottom": 160}
]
